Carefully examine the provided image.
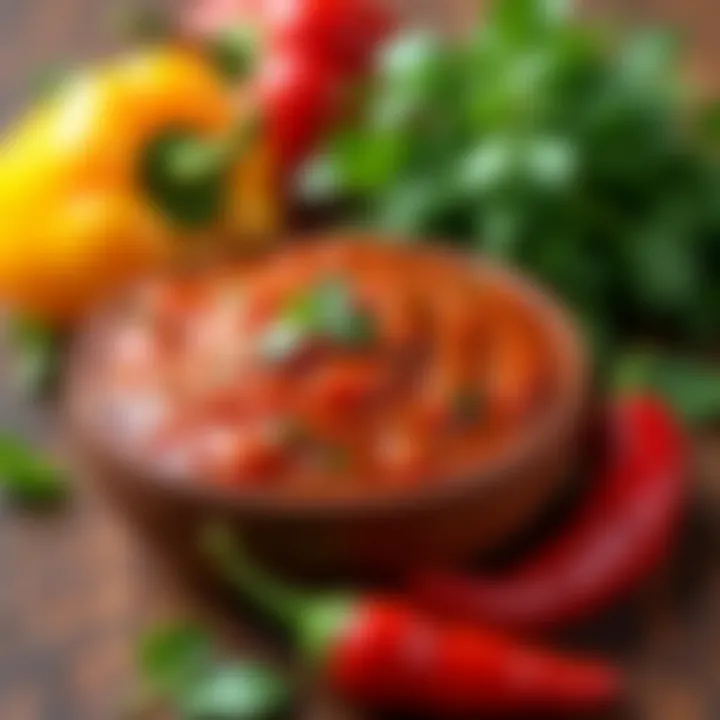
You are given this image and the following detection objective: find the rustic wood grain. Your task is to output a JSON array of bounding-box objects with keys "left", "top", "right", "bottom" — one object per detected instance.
[{"left": 0, "top": 1, "right": 718, "bottom": 719}]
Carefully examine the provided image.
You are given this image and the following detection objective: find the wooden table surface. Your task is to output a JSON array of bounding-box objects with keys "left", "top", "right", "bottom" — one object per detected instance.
[{"left": 1, "top": 1, "right": 719, "bottom": 719}]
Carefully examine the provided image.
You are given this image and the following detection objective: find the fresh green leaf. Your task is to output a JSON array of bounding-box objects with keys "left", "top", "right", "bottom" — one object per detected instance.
[
  {"left": 627, "top": 216, "right": 700, "bottom": 314},
  {"left": 697, "top": 99, "right": 720, "bottom": 150},
  {"left": 181, "top": 663, "right": 290, "bottom": 720},
  {"left": 381, "top": 31, "right": 440, "bottom": 75},
  {"left": 208, "top": 25, "right": 258, "bottom": 82},
  {"left": 459, "top": 136, "right": 517, "bottom": 195},
  {"left": 477, "top": 204, "right": 525, "bottom": 257},
  {"left": 0, "top": 436, "right": 68, "bottom": 507},
  {"left": 307, "top": 0, "right": 720, "bottom": 350},
  {"left": 257, "top": 320, "right": 308, "bottom": 364},
  {"left": 614, "top": 351, "right": 720, "bottom": 424},
  {"left": 139, "top": 623, "right": 213, "bottom": 696},
  {"left": 373, "top": 177, "right": 445, "bottom": 234},
  {"left": 298, "top": 154, "right": 341, "bottom": 203},
  {"left": 524, "top": 136, "right": 578, "bottom": 189},
  {"left": 259, "top": 277, "right": 377, "bottom": 363},
  {"left": 312, "top": 278, "right": 377, "bottom": 347},
  {"left": 136, "top": 624, "right": 290, "bottom": 720},
  {"left": 616, "top": 29, "right": 679, "bottom": 90},
  {"left": 488, "top": 0, "right": 572, "bottom": 42}
]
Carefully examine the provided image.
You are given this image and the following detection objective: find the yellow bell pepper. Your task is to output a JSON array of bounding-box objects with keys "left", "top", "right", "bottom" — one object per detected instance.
[{"left": 0, "top": 47, "right": 279, "bottom": 325}]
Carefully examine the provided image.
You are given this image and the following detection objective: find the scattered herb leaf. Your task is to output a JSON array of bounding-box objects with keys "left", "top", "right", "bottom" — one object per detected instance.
[
  {"left": 257, "top": 320, "right": 308, "bottom": 364},
  {"left": 181, "top": 662, "right": 290, "bottom": 720},
  {"left": 139, "top": 622, "right": 213, "bottom": 696},
  {"left": 208, "top": 24, "right": 259, "bottom": 81},
  {"left": 614, "top": 351, "right": 720, "bottom": 425},
  {"left": 313, "top": 278, "right": 377, "bottom": 348},
  {"left": 136, "top": 623, "right": 291, "bottom": 720},
  {"left": 0, "top": 435, "right": 68, "bottom": 507}
]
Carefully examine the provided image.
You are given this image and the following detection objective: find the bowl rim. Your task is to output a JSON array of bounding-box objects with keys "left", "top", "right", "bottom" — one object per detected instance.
[{"left": 66, "top": 234, "right": 590, "bottom": 521}]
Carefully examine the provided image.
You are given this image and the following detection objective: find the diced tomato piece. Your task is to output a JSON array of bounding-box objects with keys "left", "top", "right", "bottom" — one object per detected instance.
[
  {"left": 195, "top": 424, "right": 286, "bottom": 484},
  {"left": 487, "top": 329, "right": 541, "bottom": 420},
  {"left": 304, "top": 359, "right": 385, "bottom": 416},
  {"left": 375, "top": 430, "right": 427, "bottom": 486}
]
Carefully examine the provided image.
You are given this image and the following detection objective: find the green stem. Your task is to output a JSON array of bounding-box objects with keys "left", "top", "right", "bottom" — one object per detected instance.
[
  {"left": 201, "top": 524, "right": 308, "bottom": 631},
  {"left": 164, "top": 115, "right": 261, "bottom": 186},
  {"left": 201, "top": 524, "right": 354, "bottom": 666}
]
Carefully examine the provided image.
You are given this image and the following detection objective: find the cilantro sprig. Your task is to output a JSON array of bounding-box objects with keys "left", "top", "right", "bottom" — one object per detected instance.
[
  {"left": 303, "top": 0, "right": 720, "bottom": 354},
  {"left": 259, "top": 276, "right": 377, "bottom": 363}
]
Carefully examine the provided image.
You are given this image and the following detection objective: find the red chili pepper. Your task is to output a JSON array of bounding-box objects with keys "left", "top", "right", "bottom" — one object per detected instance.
[
  {"left": 265, "top": 0, "right": 395, "bottom": 76},
  {"left": 204, "top": 527, "right": 622, "bottom": 716},
  {"left": 185, "top": 0, "right": 394, "bottom": 71},
  {"left": 257, "top": 51, "right": 344, "bottom": 171},
  {"left": 411, "top": 396, "right": 687, "bottom": 633},
  {"left": 185, "top": 0, "right": 395, "bottom": 171},
  {"left": 259, "top": 0, "right": 394, "bottom": 168}
]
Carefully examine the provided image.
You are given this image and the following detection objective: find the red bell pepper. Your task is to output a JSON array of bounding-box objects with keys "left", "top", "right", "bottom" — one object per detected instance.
[
  {"left": 204, "top": 527, "right": 622, "bottom": 716},
  {"left": 411, "top": 396, "right": 687, "bottom": 632},
  {"left": 264, "top": 0, "right": 395, "bottom": 76}
]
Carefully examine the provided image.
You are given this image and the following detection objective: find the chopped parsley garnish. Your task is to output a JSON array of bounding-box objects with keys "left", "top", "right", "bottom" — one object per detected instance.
[{"left": 258, "top": 276, "right": 377, "bottom": 363}]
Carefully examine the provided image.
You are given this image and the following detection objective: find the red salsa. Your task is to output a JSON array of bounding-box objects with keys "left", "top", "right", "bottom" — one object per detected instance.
[{"left": 89, "top": 242, "right": 554, "bottom": 497}]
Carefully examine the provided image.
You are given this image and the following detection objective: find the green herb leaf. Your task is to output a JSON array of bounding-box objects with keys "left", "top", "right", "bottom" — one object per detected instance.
[
  {"left": 259, "top": 277, "right": 377, "bottom": 363},
  {"left": 0, "top": 436, "right": 68, "bottom": 507},
  {"left": 181, "top": 662, "right": 290, "bottom": 720},
  {"left": 312, "top": 278, "right": 376, "bottom": 347},
  {"left": 489, "top": 0, "right": 572, "bottom": 42},
  {"left": 616, "top": 29, "right": 678, "bottom": 90},
  {"left": 307, "top": 0, "right": 720, "bottom": 350},
  {"left": 257, "top": 320, "right": 308, "bottom": 364},
  {"left": 139, "top": 623, "right": 213, "bottom": 696},
  {"left": 524, "top": 136, "right": 578, "bottom": 189},
  {"left": 458, "top": 136, "right": 517, "bottom": 195},
  {"left": 137, "top": 623, "right": 290, "bottom": 720},
  {"left": 208, "top": 25, "right": 258, "bottom": 82},
  {"left": 698, "top": 99, "right": 720, "bottom": 149},
  {"left": 614, "top": 351, "right": 720, "bottom": 425}
]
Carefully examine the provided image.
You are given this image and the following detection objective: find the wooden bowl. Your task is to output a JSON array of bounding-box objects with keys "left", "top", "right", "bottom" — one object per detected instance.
[{"left": 66, "top": 241, "right": 590, "bottom": 579}]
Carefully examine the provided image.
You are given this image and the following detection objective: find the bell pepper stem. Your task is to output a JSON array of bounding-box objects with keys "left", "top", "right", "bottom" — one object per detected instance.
[{"left": 163, "top": 115, "right": 261, "bottom": 186}]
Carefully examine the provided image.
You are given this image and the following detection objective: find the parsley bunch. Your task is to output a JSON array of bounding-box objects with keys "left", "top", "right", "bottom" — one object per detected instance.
[{"left": 303, "top": 0, "right": 720, "bottom": 356}]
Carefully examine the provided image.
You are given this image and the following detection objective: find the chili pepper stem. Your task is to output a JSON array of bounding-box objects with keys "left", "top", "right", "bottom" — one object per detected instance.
[{"left": 201, "top": 524, "right": 354, "bottom": 665}]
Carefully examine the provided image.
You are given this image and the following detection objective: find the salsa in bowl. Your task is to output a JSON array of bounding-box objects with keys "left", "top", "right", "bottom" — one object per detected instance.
[{"left": 68, "top": 238, "right": 588, "bottom": 575}]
